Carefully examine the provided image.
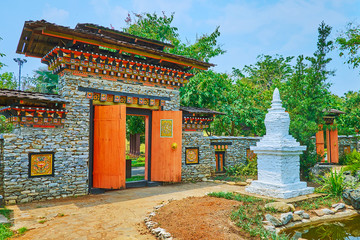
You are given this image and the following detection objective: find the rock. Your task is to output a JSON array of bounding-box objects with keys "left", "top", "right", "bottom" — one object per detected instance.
[
  {"left": 288, "top": 203, "right": 295, "bottom": 212},
  {"left": 293, "top": 214, "right": 302, "bottom": 221},
  {"left": 343, "top": 189, "right": 353, "bottom": 205},
  {"left": 265, "top": 214, "right": 282, "bottom": 227},
  {"left": 302, "top": 213, "right": 310, "bottom": 219},
  {"left": 214, "top": 180, "right": 222, "bottom": 183},
  {"left": 246, "top": 179, "right": 253, "bottom": 184},
  {"left": 226, "top": 181, "right": 236, "bottom": 185},
  {"left": 350, "top": 190, "right": 360, "bottom": 210},
  {"left": 343, "top": 189, "right": 360, "bottom": 210},
  {"left": 322, "top": 208, "right": 335, "bottom": 215},
  {"left": 265, "top": 202, "right": 292, "bottom": 213},
  {"left": 344, "top": 175, "right": 357, "bottom": 184},
  {"left": 294, "top": 210, "right": 304, "bottom": 215},
  {"left": 0, "top": 214, "right": 9, "bottom": 224},
  {"left": 333, "top": 203, "right": 346, "bottom": 212},
  {"left": 264, "top": 225, "right": 276, "bottom": 232},
  {"left": 343, "top": 171, "right": 351, "bottom": 176},
  {"left": 202, "top": 178, "right": 207, "bottom": 182},
  {"left": 314, "top": 209, "right": 325, "bottom": 217},
  {"left": 235, "top": 182, "right": 247, "bottom": 186},
  {"left": 280, "top": 212, "right": 293, "bottom": 225}
]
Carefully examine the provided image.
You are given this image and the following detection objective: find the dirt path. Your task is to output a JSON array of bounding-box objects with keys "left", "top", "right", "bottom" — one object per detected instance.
[{"left": 8, "top": 182, "right": 243, "bottom": 240}]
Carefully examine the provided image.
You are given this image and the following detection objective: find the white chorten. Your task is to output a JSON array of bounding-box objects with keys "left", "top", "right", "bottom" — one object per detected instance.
[{"left": 245, "top": 88, "right": 314, "bottom": 199}]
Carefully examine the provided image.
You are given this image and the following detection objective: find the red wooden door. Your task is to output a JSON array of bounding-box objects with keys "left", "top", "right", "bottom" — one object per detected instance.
[
  {"left": 151, "top": 111, "right": 182, "bottom": 182},
  {"left": 93, "top": 105, "right": 126, "bottom": 189}
]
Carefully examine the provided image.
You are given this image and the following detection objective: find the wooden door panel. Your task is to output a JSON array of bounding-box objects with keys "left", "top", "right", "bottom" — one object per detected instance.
[
  {"left": 93, "top": 105, "right": 126, "bottom": 189},
  {"left": 151, "top": 111, "right": 182, "bottom": 182}
]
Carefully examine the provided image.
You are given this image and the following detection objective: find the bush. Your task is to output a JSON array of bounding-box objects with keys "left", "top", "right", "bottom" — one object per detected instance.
[
  {"left": 316, "top": 169, "right": 345, "bottom": 196},
  {"left": 343, "top": 149, "right": 360, "bottom": 165},
  {"left": 0, "top": 116, "right": 12, "bottom": 133},
  {"left": 225, "top": 157, "right": 257, "bottom": 177}
]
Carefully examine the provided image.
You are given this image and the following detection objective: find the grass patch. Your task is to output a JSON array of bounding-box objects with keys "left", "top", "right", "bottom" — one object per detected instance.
[
  {"left": 0, "top": 209, "right": 12, "bottom": 220},
  {"left": 294, "top": 195, "right": 341, "bottom": 211},
  {"left": 17, "top": 227, "right": 28, "bottom": 235},
  {"left": 126, "top": 176, "right": 144, "bottom": 182},
  {"left": 208, "top": 192, "right": 290, "bottom": 240},
  {"left": 38, "top": 219, "right": 47, "bottom": 224},
  {"left": 0, "top": 224, "right": 13, "bottom": 240}
]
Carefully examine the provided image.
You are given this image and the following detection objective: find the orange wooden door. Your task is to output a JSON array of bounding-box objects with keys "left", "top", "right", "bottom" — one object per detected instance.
[
  {"left": 93, "top": 105, "right": 126, "bottom": 189},
  {"left": 151, "top": 111, "right": 182, "bottom": 182}
]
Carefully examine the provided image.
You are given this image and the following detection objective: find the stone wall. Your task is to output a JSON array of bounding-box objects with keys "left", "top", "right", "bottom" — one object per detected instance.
[
  {"left": 338, "top": 135, "right": 359, "bottom": 157},
  {"left": 1, "top": 72, "right": 180, "bottom": 204},
  {"left": 182, "top": 132, "right": 214, "bottom": 181},
  {"left": 209, "top": 136, "right": 261, "bottom": 167}
]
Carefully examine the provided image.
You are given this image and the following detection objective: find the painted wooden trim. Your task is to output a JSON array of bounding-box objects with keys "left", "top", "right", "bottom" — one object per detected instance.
[
  {"left": 210, "top": 142, "right": 233, "bottom": 146},
  {"left": 78, "top": 86, "right": 171, "bottom": 101}
]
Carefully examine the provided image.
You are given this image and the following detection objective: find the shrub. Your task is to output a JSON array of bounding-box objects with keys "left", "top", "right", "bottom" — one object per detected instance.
[
  {"left": 225, "top": 157, "right": 257, "bottom": 177},
  {"left": 0, "top": 115, "right": 12, "bottom": 133},
  {"left": 316, "top": 169, "right": 345, "bottom": 196}
]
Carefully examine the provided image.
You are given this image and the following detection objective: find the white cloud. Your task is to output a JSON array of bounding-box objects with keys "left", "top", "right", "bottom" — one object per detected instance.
[{"left": 42, "top": 5, "right": 69, "bottom": 24}]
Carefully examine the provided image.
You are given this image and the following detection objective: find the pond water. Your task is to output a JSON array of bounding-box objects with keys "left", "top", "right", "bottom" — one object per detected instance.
[{"left": 283, "top": 215, "right": 360, "bottom": 240}]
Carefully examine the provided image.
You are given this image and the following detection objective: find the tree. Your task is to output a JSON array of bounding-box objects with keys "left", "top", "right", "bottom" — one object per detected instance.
[
  {"left": 336, "top": 22, "right": 360, "bottom": 70},
  {"left": 31, "top": 68, "right": 59, "bottom": 94},
  {"left": 281, "top": 22, "right": 334, "bottom": 178},
  {"left": 0, "top": 37, "right": 17, "bottom": 90},
  {"left": 337, "top": 91, "right": 360, "bottom": 135},
  {"left": 124, "top": 12, "right": 225, "bottom": 63},
  {"left": 126, "top": 115, "right": 145, "bottom": 157}
]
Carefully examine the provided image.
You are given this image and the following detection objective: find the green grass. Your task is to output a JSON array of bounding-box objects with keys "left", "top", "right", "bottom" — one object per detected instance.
[
  {"left": 208, "top": 192, "right": 289, "bottom": 240},
  {"left": 0, "top": 209, "right": 11, "bottom": 220},
  {"left": 294, "top": 195, "right": 341, "bottom": 211},
  {"left": 17, "top": 227, "right": 28, "bottom": 235},
  {"left": 126, "top": 176, "right": 144, "bottom": 182},
  {"left": 0, "top": 224, "right": 13, "bottom": 240}
]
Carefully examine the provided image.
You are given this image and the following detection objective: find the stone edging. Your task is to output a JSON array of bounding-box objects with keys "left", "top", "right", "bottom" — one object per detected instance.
[
  {"left": 277, "top": 208, "right": 360, "bottom": 234},
  {"left": 144, "top": 201, "right": 173, "bottom": 240}
]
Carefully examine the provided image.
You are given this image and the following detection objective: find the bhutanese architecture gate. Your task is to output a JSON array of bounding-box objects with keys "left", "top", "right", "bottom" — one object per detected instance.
[{"left": 1, "top": 20, "right": 356, "bottom": 204}]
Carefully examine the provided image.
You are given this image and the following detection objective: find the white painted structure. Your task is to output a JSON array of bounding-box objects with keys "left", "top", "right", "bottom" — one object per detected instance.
[{"left": 246, "top": 88, "right": 314, "bottom": 199}]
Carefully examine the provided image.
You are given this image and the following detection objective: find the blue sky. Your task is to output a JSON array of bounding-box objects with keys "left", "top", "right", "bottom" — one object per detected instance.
[{"left": 0, "top": 0, "right": 359, "bottom": 96}]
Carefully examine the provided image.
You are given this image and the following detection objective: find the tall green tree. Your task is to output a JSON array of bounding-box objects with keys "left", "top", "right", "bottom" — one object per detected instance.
[
  {"left": 337, "top": 90, "right": 360, "bottom": 135},
  {"left": 336, "top": 22, "right": 360, "bottom": 70},
  {"left": 0, "top": 37, "right": 17, "bottom": 90},
  {"left": 281, "top": 22, "right": 333, "bottom": 178},
  {"left": 31, "top": 68, "right": 59, "bottom": 94}
]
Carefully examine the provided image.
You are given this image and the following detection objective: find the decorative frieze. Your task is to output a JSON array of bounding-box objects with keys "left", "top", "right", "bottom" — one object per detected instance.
[{"left": 41, "top": 47, "right": 194, "bottom": 89}]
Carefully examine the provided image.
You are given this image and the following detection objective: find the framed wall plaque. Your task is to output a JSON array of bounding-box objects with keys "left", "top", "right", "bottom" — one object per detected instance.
[{"left": 28, "top": 152, "right": 55, "bottom": 178}]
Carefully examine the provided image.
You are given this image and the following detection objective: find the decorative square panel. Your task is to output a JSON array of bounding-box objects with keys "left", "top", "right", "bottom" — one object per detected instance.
[
  {"left": 107, "top": 94, "right": 114, "bottom": 102},
  {"left": 86, "top": 92, "right": 93, "bottom": 99},
  {"left": 28, "top": 152, "right": 54, "bottom": 178},
  {"left": 120, "top": 96, "right": 126, "bottom": 103},
  {"left": 185, "top": 148, "right": 199, "bottom": 165},
  {"left": 93, "top": 93, "right": 100, "bottom": 101},
  {"left": 126, "top": 96, "right": 133, "bottom": 104},
  {"left": 100, "top": 93, "right": 107, "bottom": 102},
  {"left": 150, "top": 99, "right": 155, "bottom": 106},
  {"left": 139, "top": 98, "right": 144, "bottom": 105},
  {"left": 161, "top": 100, "right": 166, "bottom": 106},
  {"left": 160, "top": 119, "right": 173, "bottom": 138},
  {"left": 114, "top": 95, "right": 120, "bottom": 103}
]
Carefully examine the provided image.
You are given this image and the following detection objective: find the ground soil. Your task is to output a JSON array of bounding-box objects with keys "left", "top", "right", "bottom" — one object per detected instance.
[
  {"left": 7, "top": 182, "right": 243, "bottom": 240},
  {"left": 152, "top": 196, "right": 247, "bottom": 240}
]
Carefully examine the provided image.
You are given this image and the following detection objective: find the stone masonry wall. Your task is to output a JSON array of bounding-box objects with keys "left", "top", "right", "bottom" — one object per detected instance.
[
  {"left": 338, "top": 135, "right": 359, "bottom": 157},
  {"left": 209, "top": 136, "right": 261, "bottom": 167},
  {"left": 182, "top": 132, "right": 214, "bottom": 181},
  {"left": 1, "top": 72, "right": 180, "bottom": 204}
]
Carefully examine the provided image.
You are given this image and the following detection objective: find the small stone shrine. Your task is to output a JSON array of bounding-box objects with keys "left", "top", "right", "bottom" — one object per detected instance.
[{"left": 246, "top": 88, "right": 314, "bottom": 199}]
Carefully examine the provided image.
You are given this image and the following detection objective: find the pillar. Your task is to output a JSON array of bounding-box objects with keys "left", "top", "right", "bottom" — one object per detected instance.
[{"left": 315, "top": 125, "right": 325, "bottom": 162}]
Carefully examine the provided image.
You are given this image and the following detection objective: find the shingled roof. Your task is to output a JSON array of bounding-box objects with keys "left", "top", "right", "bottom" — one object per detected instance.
[
  {"left": 180, "top": 106, "right": 225, "bottom": 115},
  {"left": 16, "top": 20, "right": 214, "bottom": 71},
  {"left": 0, "top": 89, "right": 68, "bottom": 105}
]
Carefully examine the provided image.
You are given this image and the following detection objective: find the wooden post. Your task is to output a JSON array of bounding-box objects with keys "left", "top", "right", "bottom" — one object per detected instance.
[
  {"left": 329, "top": 128, "right": 339, "bottom": 163},
  {"left": 315, "top": 125, "right": 325, "bottom": 162}
]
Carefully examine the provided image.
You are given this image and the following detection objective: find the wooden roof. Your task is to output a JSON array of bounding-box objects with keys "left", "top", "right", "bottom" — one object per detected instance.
[
  {"left": 180, "top": 106, "right": 225, "bottom": 115},
  {"left": 16, "top": 20, "right": 214, "bottom": 71},
  {"left": 0, "top": 88, "right": 68, "bottom": 105}
]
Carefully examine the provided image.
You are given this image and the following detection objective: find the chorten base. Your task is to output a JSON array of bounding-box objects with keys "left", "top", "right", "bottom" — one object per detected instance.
[{"left": 245, "top": 180, "right": 314, "bottom": 199}]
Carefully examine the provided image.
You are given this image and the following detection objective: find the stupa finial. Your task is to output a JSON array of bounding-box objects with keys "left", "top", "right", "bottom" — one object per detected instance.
[{"left": 272, "top": 88, "right": 280, "bottom": 102}]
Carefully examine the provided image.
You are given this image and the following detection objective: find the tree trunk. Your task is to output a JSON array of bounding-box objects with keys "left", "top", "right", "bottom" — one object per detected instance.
[{"left": 129, "top": 133, "right": 141, "bottom": 157}]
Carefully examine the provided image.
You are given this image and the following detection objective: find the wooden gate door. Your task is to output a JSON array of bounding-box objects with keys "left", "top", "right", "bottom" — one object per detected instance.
[
  {"left": 93, "top": 105, "right": 126, "bottom": 189},
  {"left": 151, "top": 111, "right": 182, "bottom": 182},
  {"left": 215, "top": 151, "right": 225, "bottom": 173}
]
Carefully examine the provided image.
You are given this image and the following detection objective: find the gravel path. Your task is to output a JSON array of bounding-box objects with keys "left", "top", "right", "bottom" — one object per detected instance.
[{"left": 8, "top": 182, "right": 242, "bottom": 240}]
